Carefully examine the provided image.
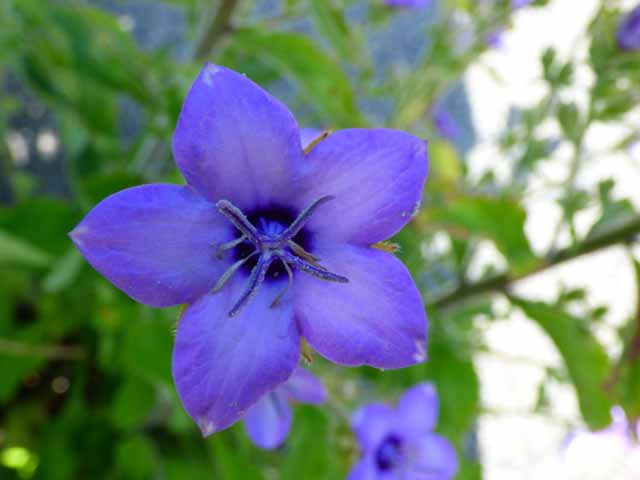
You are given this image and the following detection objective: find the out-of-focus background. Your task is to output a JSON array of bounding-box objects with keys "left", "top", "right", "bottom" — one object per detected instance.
[{"left": 1, "top": 0, "right": 640, "bottom": 478}]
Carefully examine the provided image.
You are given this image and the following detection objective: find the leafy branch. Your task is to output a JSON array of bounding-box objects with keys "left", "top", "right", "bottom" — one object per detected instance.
[{"left": 430, "top": 214, "right": 640, "bottom": 310}]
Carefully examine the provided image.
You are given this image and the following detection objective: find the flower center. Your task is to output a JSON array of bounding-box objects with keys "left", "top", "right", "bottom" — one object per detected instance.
[
  {"left": 212, "top": 196, "right": 348, "bottom": 317},
  {"left": 375, "top": 434, "right": 404, "bottom": 472}
]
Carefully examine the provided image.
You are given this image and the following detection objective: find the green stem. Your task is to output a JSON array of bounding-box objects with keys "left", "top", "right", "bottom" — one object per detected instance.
[
  {"left": 430, "top": 214, "right": 640, "bottom": 310},
  {"left": 0, "top": 338, "right": 85, "bottom": 360},
  {"left": 132, "top": 0, "right": 241, "bottom": 174},
  {"left": 193, "top": 0, "right": 240, "bottom": 61}
]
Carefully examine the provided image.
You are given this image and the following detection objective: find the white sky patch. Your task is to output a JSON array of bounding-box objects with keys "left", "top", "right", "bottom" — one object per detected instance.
[{"left": 463, "top": 0, "right": 640, "bottom": 478}]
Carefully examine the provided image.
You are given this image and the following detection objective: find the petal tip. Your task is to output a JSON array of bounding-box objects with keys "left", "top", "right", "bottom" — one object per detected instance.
[
  {"left": 68, "top": 224, "right": 88, "bottom": 246},
  {"left": 201, "top": 63, "right": 223, "bottom": 87},
  {"left": 197, "top": 417, "right": 218, "bottom": 437},
  {"left": 413, "top": 339, "right": 428, "bottom": 364}
]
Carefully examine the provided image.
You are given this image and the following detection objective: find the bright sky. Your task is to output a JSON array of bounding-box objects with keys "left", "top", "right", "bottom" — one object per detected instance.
[{"left": 465, "top": 0, "right": 640, "bottom": 478}]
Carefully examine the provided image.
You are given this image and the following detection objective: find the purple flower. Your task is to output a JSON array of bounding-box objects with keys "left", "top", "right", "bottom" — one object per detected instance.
[
  {"left": 485, "top": 28, "right": 505, "bottom": 49},
  {"left": 432, "top": 104, "right": 461, "bottom": 141},
  {"left": 349, "top": 383, "right": 458, "bottom": 480},
  {"left": 70, "top": 64, "right": 428, "bottom": 436},
  {"left": 510, "top": 0, "right": 533, "bottom": 9},
  {"left": 384, "top": 0, "right": 431, "bottom": 8},
  {"left": 244, "top": 367, "right": 326, "bottom": 449},
  {"left": 617, "top": 5, "right": 640, "bottom": 51}
]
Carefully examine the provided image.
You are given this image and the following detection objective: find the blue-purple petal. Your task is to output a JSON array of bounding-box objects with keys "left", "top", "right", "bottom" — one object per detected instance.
[
  {"left": 510, "top": 0, "right": 532, "bottom": 10},
  {"left": 347, "top": 456, "right": 379, "bottom": 480},
  {"left": 294, "top": 242, "right": 427, "bottom": 369},
  {"left": 69, "top": 184, "right": 232, "bottom": 307},
  {"left": 172, "top": 63, "right": 304, "bottom": 209},
  {"left": 351, "top": 403, "right": 396, "bottom": 451},
  {"left": 396, "top": 383, "right": 439, "bottom": 439},
  {"left": 617, "top": 5, "right": 640, "bottom": 51},
  {"left": 384, "top": 0, "right": 431, "bottom": 8},
  {"left": 243, "top": 389, "right": 292, "bottom": 450},
  {"left": 172, "top": 277, "right": 300, "bottom": 436},
  {"left": 283, "top": 368, "right": 327, "bottom": 405},
  {"left": 405, "top": 434, "right": 458, "bottom": 480},
  {"left": 293, "top": 129, "right": 428, "bottom": 245}
]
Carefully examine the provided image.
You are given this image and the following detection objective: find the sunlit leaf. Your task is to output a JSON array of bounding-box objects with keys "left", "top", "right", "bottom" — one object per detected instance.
[{"left": 511, "top": 297, "right": 612, "bottom": 429}]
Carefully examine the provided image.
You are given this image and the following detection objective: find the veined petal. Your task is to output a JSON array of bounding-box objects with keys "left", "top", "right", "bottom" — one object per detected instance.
[
  {"left": 351, "top": 403, "right": 396, "bottom": 451},
  {"left": 172, "top": 63, "right": 304, "bottom": 209},
  {"left": 172, "top": 277, "right": 300, "bottom": 436},
  {"left": 405, "top": 434, "right": 458, "bottom": 480},
  {"left": 294, "top": 242, "right": 427, "bottom": 369},
  {"left": 283, "top": 368, "right": 326, "bottom": 405},
  {"left": 293, "top": 129, "right": 428, "bottom": 245},
  {"left": 396, "top": 383, "right": 439, "bottom": 438},
  {"left": 243, "top": 389, "right": 292, "bottom": 450},
  {"left": 69, "top": 184, "right": 232, "bottom": 307}
]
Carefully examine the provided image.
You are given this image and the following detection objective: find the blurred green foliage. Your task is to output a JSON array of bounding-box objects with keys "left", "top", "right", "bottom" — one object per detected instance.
[{"left": 1, "top": 0, "right": 640, "bottom": 478}]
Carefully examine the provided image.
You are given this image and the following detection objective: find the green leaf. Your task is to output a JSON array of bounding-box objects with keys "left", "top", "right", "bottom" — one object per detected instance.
[
  {"left": 0, "top": 229, "right": 51, "bottom": 268},
  {"left": 309, "top": 0, "right": 364, "bottom": 65},
  {"left": 0, "top": 198, "right": 78, "bottom": 257},
  {"left": 279, "top": 408, "right": 343, "bottom": 479},
  {"left": 225, "top": 28, "right": 364, "bottom": 127},
  {"left": 42, "top": 248, "right": 84, "bottom": 293},
  {"left": 111, "top": 376, "right": 155, "bottom": 431},
  {"left": 556, "top": 102, "right": 581, "bottom": 143},
  {"left": 613, "top": 258, "right": 640, "bottom": 421},
  {"left": 115, "top": 435, "right": 157, "bottom": 480},
  {"left": 430, "top": 196, "right": 536, "bottom": 273},
  {"left": 510, "top": 297, "right": 612, "bottom": 429},
  {"left": 209, "top": 433, "right": 264, "bottom": 480}
]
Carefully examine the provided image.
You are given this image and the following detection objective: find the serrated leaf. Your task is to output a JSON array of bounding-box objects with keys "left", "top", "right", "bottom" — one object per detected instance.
[{"left": 511, "top": 297, "right": 612, "bottom": 429}]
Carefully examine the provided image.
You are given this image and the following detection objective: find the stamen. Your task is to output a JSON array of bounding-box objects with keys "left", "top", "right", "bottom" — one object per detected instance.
[
  {"left": 216, "top": 200, "right": 260, "bottom": 245},
  {"left": 288, "top": 240, "right": 320, "bottom": 263},
  {"left": 281, "top": 251, "right": 348, "bottom": 283},
  {"left": 278, "top": 196, "right": 334, "bottom": 243},
  {"left": 215, "top": 235, "right": 247, "bottom": 259},
  {"left": 214, "top": 196, "right": 349, "bottom": 316},
  {"left": 211, "top": 251, "right": 258, "bottom": 293},
  {"left": 228, "top": 254, "right": 273, "bottom": 317},
  {"left": 270, "top": 260, "right": 294, "bottom": 309}
]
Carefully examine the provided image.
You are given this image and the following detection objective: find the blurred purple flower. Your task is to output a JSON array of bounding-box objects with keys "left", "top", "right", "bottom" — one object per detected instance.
[
  {"left": 617, "top": 4, "right": 640, "bottom": 51},
  {"left": 563, "top": 406, "right": 640, "bottom": 468},
  {"left": 510, "top": 0, "right": 533, "bottom": 9},
  {"left": 384, "top": 0, "right": 431, "bottom": 8},
  {"left": 244, "top": 367, "right": 326, "bottom": 449},
  {"left": 486, "top": 28, "right": 505, "bottom": 49},
  {"left": 432, "top": 103, "right": 461, "bottom": 141},
  {"left": 70, "top": 64, "right": 428, "bottom": 436},
  {"left": 349, "top": 383, "right": 458, "bottom": 480}
]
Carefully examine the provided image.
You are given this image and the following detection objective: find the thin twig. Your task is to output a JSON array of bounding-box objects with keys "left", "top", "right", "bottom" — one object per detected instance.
[
  {"left": 0, "top": 338, "right": 85, "bottom": 360},
  {"left": 133, "top": 0, "right": 242, "bottom": 174},
  {"left": 430, "top": 214, "right": 640, "bottom": 310}
]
